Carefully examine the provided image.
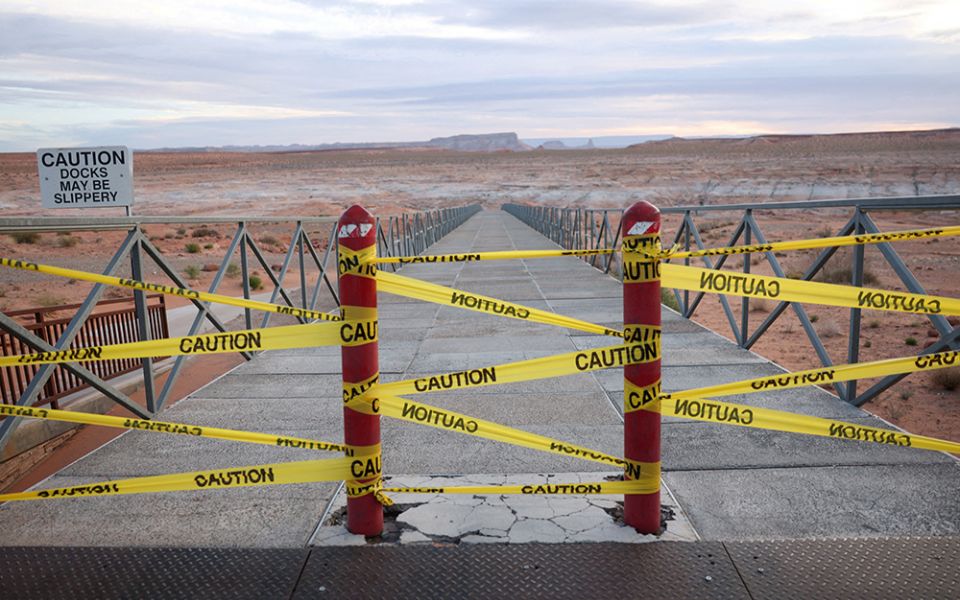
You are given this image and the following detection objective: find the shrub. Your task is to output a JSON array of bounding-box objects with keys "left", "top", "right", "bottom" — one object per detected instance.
[
  {"left": 817, "top": 319, "right": 841, "bottom": 338},
  {"left": 814, "top": 249, "right": 879, "bottom": 285},
  {"left": 260, "top": 235, "right": 279, "bottom": 246},
  {"left": 817, "top": 266, "right": 879, "bottom": 285},
  {"left": 185, "top": 243, "right": 201, "bottom": 254},
  {"left": 56, "top": 235, "right": 79, "bottom": 248},
  {"left": 749, "top": 298, "right": 771, "bottom": 313},
  {"left": 248, "top": 275, "right": 263, "bottom": 291},
  {"left": 184, "top": 265, "right": 200, "bottom": 280},
  {"left": 176, "top": 228, "right": 186, "bottom": 235},
  {"left": 164, "top": 232, "right": 175, "bottom": 239},
  {"left": 10, "top": 232, "right": 40, "bottom": 244},
  {"left": 34, "top": 292, "right": 66, "bottom": 307},
  {"left": 932, "top": 367, "right": 960, "bottom": 391},
  {"left": 226, "top": 262, "right": 241, "bottom": 278},
  {"left": 203, "top": 243, "right": 213, "bottom": 250},
  {"left": 864, "top": 340, "right": 872, "bottom": 348},
  {"left": 868, "top": 320, "right": 880, "bottom": 329},
  {"left": 905, "top": 337, "right": 918, "bottom": 346},
  {"left": 191, "top": 227, "right": 219, "bottom": 238},
  {"left": 809, "top": 314, "right": 819, "bottom": 323},
  {"left": 660, "top": 288, "right": 680, "bottom": 312},
  {"left": 900, "top": 388, "right": 913, "bottom": 400}
]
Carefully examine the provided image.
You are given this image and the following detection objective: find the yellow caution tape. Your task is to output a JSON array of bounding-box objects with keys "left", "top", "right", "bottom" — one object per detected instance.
[
  {"left": 0, "top": 257, "right": 340, "bottom": 322},
  {"left": 343, "top": 372, "right": 380, "bottom": 405},
  {"left": 671, "top": 349, "right": 960, "bottom": 400},
  {"left": 654, "top": 396, "right": 960, "bottom": 455},
  {"left": 376, "top": 270, "right": 627, "bottom": 338},
  {"left": 381, "top": 480, "right": 658, "bottom": 495},
  {"left": 369, "top": 225, "right": 960, "bottom": 266},
  {"left": 624, "top": 380, "right": 661, "bottom": 414},
  {"left": 622, "top": 231, "right": 662, "bottom": 284},
  {"left": 0, "top": 457, "right": 355, "bottom": 502},
  {"left": 366, "top": 339, "right": 660, "bottom": 397},
  {"left": 0, "top": 403, "right": 374, "bottom": 455},
  {"left": 662, "top": 263, "right": 960, "bottom": 316},
  {"left": 375, "top": 248, "right": 615, "bottom": 264},
  {"left": 336, "top": 320, "right": 379, "bottom": 346},
  {"left": 343, "top": 453, "right": 382, "bottom": 480},
  {"left": 0, "top": 320, "right": 376, "bottom": 367},
  {"left": 346, "top": 478, "right": 394, "bottom": 506},
  {"left": 338, "top": 245, "right": 377, "bottom": 278},
  {"left": 622, "top": 254, "right": 661, "bottom": 283},
  {"left": 355, "top": 393, "right": 661, "bottom": 487},
  {"left": 666, "top": 225, "right": 960, "bottom": 260},
  {"left": 622, "top": 232, "right": 661, "bottom": 253}
]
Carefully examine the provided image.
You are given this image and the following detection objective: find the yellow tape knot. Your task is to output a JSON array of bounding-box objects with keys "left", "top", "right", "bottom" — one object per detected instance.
[
  {"left": 626, "top": 243, "right": 679, "bottom": 261},
  {"left": 346, "top": 477, "right": 394, "bottom": 507}
]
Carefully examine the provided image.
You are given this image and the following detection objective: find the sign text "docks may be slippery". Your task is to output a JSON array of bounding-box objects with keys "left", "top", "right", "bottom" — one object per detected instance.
[{"left": 37, "top": 146, "right": 133, "bottom": 209}]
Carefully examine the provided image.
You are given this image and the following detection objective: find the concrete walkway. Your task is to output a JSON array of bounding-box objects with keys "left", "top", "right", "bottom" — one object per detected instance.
[{"left": 1, "top": 210, "right": 958, "bottom": 547}]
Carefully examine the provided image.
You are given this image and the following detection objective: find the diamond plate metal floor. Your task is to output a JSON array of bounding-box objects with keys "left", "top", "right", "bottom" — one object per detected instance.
[
  {"left": 0, "top": 546, "right": 309, "bottom": 599},
  {"left": 2, "top": 537, "right": 958, "bottom": 599}
]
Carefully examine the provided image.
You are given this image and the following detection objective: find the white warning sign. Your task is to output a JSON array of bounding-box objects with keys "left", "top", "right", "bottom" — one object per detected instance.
[
  {"left": 338, "top": 223, "right": 373, "bottom": 238},
  {"left": 627, "top": 221, "right": 655, "bottom": 235},
  {"left": 37, "top": 146, "right": 133, "bottom": 209}
]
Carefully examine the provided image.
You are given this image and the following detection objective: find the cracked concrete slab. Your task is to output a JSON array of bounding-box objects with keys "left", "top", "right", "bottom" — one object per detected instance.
[{"left": 312, "top": 473, "right": 698, "bottom": 546}]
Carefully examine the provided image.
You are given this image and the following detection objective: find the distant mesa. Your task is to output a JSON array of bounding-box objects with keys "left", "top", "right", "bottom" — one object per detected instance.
[
  {"left": 144, "top": 128, "right": 960, "bottom": 155},
  {"left": 537, "top": 141, "right": 568, "bottom": 150},
  {"left": 535, "top": 138, "right": 597, "bottom": 150},
  {"left": 424, "top": 132, "right": 530, "bottom": 152},
  {"left": 631, "top": 128, "right": 960, "bottom": 148}
]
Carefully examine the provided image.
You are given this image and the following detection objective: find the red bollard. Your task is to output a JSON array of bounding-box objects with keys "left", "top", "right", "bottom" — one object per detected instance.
[
  {"left": 621, "top": 201, "right": 662, "bottom": 534},
  {"left": 337, "top": 205, "right": 383, "bottom": 536}
]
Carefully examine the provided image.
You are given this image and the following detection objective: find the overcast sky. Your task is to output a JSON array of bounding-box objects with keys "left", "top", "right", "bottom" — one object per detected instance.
[{"left": 2, "top": 1, "right": 959, "bottom": 151}]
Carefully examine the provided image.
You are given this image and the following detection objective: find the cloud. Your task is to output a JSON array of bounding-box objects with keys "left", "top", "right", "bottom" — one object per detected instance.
[
  {"left": 423, "top": 0, "right": 718, "bottom": 31},
  {"left": 0, "top": 3, "right": 958, "bottom": 150}
]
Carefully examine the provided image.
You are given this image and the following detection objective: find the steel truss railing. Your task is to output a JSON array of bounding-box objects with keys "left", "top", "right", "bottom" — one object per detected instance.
[
  {"left": 0, "top": 205, "right": 480, "bottom": 453},
  {"left": 503, "top": 195, "right": 960, "bottom": 406},
  {"left": 375, "top": 205, "right": 483, "bottom": 272}
]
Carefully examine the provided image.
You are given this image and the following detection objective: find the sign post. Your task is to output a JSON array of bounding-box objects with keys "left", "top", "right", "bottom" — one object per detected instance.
[{"left": 37, "top": 146, "right": 134, "bottom": 211}]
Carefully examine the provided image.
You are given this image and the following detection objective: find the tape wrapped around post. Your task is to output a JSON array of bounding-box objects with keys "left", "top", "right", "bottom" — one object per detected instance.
[
  {"left": 337, "top": 204, "right": 384, "bottom": 536},
  {"left": 620, "top": 202, "right": 663, "bottom": 535}
]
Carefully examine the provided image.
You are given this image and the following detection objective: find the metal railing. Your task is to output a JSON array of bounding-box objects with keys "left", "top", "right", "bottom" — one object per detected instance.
[
  {"left": 0, "top": 204, "right": 480, "bottom": 453},
  {"left": 376, "top": 205, "right": 483, "bottom": 270},
  {"left": 1, "top": 295, "right": 169, "bottom": 409},
  {"left": 504, "top": 195, "right": 960, "bottom": 406}
]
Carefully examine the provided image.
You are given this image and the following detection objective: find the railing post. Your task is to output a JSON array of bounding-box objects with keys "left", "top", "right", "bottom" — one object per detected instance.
[
  {"left": 337, "top": 205, "right": 383, "bottom": 536},
  {"left": 129, "top": 232, "right": 157, "bottom": 413},
  {"left": 621, "top": 201, "right": 662, "bottom": 534}
]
